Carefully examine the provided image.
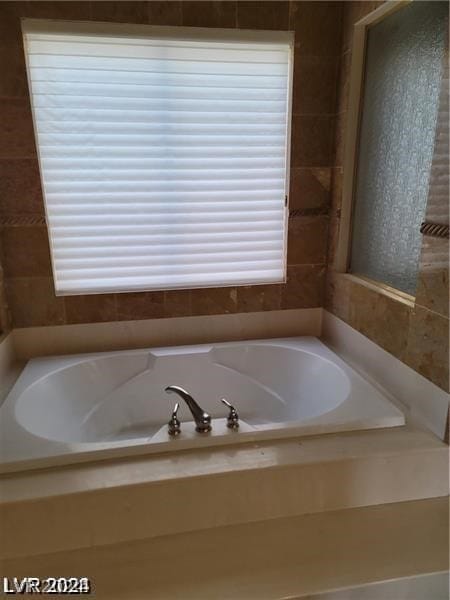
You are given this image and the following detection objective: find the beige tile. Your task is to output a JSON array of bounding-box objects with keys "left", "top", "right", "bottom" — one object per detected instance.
[
  {"left": 237, "top": 284, "right": 282, "bottom": 313},
  {"left": 5, "top": 277, "right": 65, "bottom": 327},
  {"left": 289, "top": 168, "right": 331, "bottom": 212},
  {"left": 26, "top": 1, "right": 91, "bottom": 19},
  {"left": 90, "top": 1, "right": 148, "bottom": 23},
  {"left": 1, "top": 477, "right": 448, "bottom": 598},
  {"left": 330, "top": 167, "right": 343, "bottom": 213},
  {"left": 0, "top": 328, "right": 16, "bottom": 387},
  {"left": 0, "top": 250, "right": 11, "bottom": 333},
  {"left": 293, "top": 53, "right": 338, "bottom": 115},
  {"left": 416, "top": 235, "right": 449, "bottom": 319},
  {"left": 116, "top": 292, "right": 164, "bottom": 321},
  {"left": 326, "top": 213, "right": 341, "bottom": 270},
  {"left": 148, "top": 1, "right": 182, "bottom": 25},
  {"left": 333, "top": 111, "right": 347, "bottom": 167},
  {"left": 236, "top": 1, "right": 289, "bottom": 30},
  {"left": 0, "top": 99, "right": 37, "bottom": 159},
  {"left": 325, "top": 270, "right": 350, "bottom": 323},
  {"left": 2, "top": 496, "right": 448, "bottom": 598},
  {"left": 326, "top": 271, "right": 449, "bottom": 390},
  {"left": 0, "top": 306, "right": 10, "bottom": 335},
  {"left": 290, "top": 1, "right": 343, "bottom": 56},
  {"left": 287, "top": 216, "right": 328, "bottom": 265},
  {"left": 326, "top": 167, "right": 343, "bottom": 269},
  {"left": 0, "top": 160, "right": 44, "bottom": 216},
  {"left": 2, "top": 226, "right": 52, "bottom": 278},
  {"left": 341, "top": 1, "right": 384, "bottom": 53},
  {"left": 65, "top": 294, "right": 117, "bottom": 325},
  {"left": 0, "top": 2, "right": 28, "bottom": 25},
  {"left": 322, "top": 308, "right": 449, "bottom": 441},
  {"left": 325, "top": 270, "right": 411, "bottom": 362},
  {"left": 405, "top": 307, "right": 449, "bottom": 392},
  {"left": 336, "top": 50, "right": 351, "bottom": 115},
  {"left": 190, "top": 287, "right": 237, "bottom": 316},
  {"left": 0, "top": 38, "right": 28, "bottom": 98},
  {"left": 164, "top": 290, "right": 192, "bottom": 318},
  {"left": 11, "top": 308, "right": 322, "bottom": 359},
  {"left": 281, "top": 264, "right": 325, "bottom": 309},
  {"left": 347, "top": 280, "right": 411, "bottom": 361},
  {"left": 0, "top": 292, "right": 10, "bottom": 333},
  {"left": 347, "top": 278, "right": 379, "bottom": 328},
  {"left": 0, "top": 3, "right": 28, "bottom": 97},
  {"left": 182, "top": 2, "right": 236, "bottom": 28},
  {"left": 291, "top": 116, "right": 334, "bottom": 167},
  {"left": 416, "top": 267, "right": 449, "bottom": 319}
]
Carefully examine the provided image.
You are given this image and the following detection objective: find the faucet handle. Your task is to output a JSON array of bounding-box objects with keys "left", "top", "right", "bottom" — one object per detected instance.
[
  {"left": 221, "top": 398, "right": 239, "bottom": 430},
  {"left": 168, "top": 402, "right": 181, "bottom": 437}
]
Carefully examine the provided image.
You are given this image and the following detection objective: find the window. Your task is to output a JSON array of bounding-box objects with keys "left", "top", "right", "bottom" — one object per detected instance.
[
  {"left": 22, "top": 20, "right": 293, "bottom": 295},
  {"left": 347, "top": 1, "right": 447, "bottom": 295}
]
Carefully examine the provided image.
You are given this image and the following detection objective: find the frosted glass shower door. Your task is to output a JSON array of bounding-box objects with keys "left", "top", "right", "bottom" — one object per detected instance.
[{"left": 350, "top": 1, "right": 447, "bottom": 295}]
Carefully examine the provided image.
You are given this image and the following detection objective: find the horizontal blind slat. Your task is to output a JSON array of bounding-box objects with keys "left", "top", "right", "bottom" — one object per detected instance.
[
  {"left": 31, "top": 80, "right": 287, "bottom": 100},
  {"left": 45, "top": 168, "right": 285, "bottom": 182},
  {"left": 48, "top": 201, "right": 283, "bottom": 216},
  {"left": 44, "top": 181, "right": 285, "bottom": 194},
  {"left": 37, "top": 124, "right": 286, "bottom": 136},
  {"left": 32, "top": 95, "right": 286, "bottom": 112},
  {"left": 58, "top": 259, "right": 283, "bottom": 281},
  {"left": 39, "top": 146, "right": 284, "bottom": 159},
  {"left": 51, "top": 230, "right": 284, "bottom": 247},
  {"left": 27, "top": 32, "right": 289, "bottom": 52},
  {"left": 50, "top": 200, "right": 284, "bottom": 217},
  {"left": 53, "top": 239, "right": 282, "bottom": 259},
  {"left": 50, "top": 218, "right": 284, "bottom": 237},
  {"left": 41, "top": 157, "right": 285, "bottom": 170},
  {"left": 45, "top": 189, "right": 284, "bottom": 203},
  {"left": 29, "top": 55, "right": 288, "bottom": 76},
  {"left": 30, "top": 68, "right": 286, "bottom": 88},
  {"left": 55, "top": 250, "right": 284, "bottom": 270},
  {"left": 50, "top": 210, "right": 284, "bottom": 227},
  {"left": 27, "top": 40, "right": 288, "bottom": 64},
  {"left": 37, "top": 131, "right": 285, "bottom": 148},
  {"left": 56, "top": 270, "right": 284, "bottom": 294}
]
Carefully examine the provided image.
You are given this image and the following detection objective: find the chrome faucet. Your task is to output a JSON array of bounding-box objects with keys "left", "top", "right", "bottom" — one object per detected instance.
[
  {"left": 165, "top": 385, "right": 212, "bottom": 433},
  {"left": 221, "top": 398, "right": 240, "bottom": 430},
  {"left": 167, "top": 402, "right": 181, "bottom": 436}
]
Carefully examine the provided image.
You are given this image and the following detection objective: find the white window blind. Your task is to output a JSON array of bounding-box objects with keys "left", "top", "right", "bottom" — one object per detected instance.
[{"left": 23, "top": 20, "right": 293, "bottom": 295}]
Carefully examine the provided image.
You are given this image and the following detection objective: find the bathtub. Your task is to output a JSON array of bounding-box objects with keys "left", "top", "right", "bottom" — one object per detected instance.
[{"left": 0, "top": 337, "right": 405, "bottom": 473}]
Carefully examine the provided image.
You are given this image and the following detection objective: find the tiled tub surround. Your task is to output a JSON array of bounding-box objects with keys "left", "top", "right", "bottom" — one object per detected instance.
[
  {"left": 1, "top": 305, "right": 448, "bottom": 447},
  {"left": 0, "top": 0, "right": 342, "bottom": 328},
  {"left": 0, "top": 337, "right": 405, "bottom": 472},
  {"left": 0, "top": 0, "right": 447, "bottom": 393},
  {"left": 326, "top": 1, "right": 449, "bottom": 392},
  {"left": 0, "top": 311, "right": 448, "bottom": 585},
  {"left": 0, "top": 315, "right": 448, "bottom": 564}
]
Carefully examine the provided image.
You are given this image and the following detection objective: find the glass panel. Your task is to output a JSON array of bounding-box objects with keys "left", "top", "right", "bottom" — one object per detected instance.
[{"left": 350, "top": 1, "right": 447, "bottom": 295}]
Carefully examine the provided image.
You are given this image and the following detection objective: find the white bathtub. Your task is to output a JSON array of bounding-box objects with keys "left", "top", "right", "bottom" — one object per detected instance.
[{"left": 0, "top": 337, "right": 405, "bottom": 472}]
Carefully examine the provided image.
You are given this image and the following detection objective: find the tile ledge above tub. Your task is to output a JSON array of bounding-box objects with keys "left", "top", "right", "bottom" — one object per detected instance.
[
  {"left": 321, "top": 310, "right": 449, "bottom": 440},
  {"left": 8, "top": 307, "right": 323, "bottom": 360}
]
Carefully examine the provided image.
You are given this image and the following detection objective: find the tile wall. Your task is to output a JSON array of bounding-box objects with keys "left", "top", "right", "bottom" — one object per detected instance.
[
  {"left": 0, "top": 1, "right": 342, "bottom": 327},
  {"left": 326, "top": 1, "right": 449, "bottom": 392}
]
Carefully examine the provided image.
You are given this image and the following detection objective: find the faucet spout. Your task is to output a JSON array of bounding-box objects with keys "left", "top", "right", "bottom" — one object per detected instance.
[{"left": 165, "top": 385, "right": 212, "bottom": 433}]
